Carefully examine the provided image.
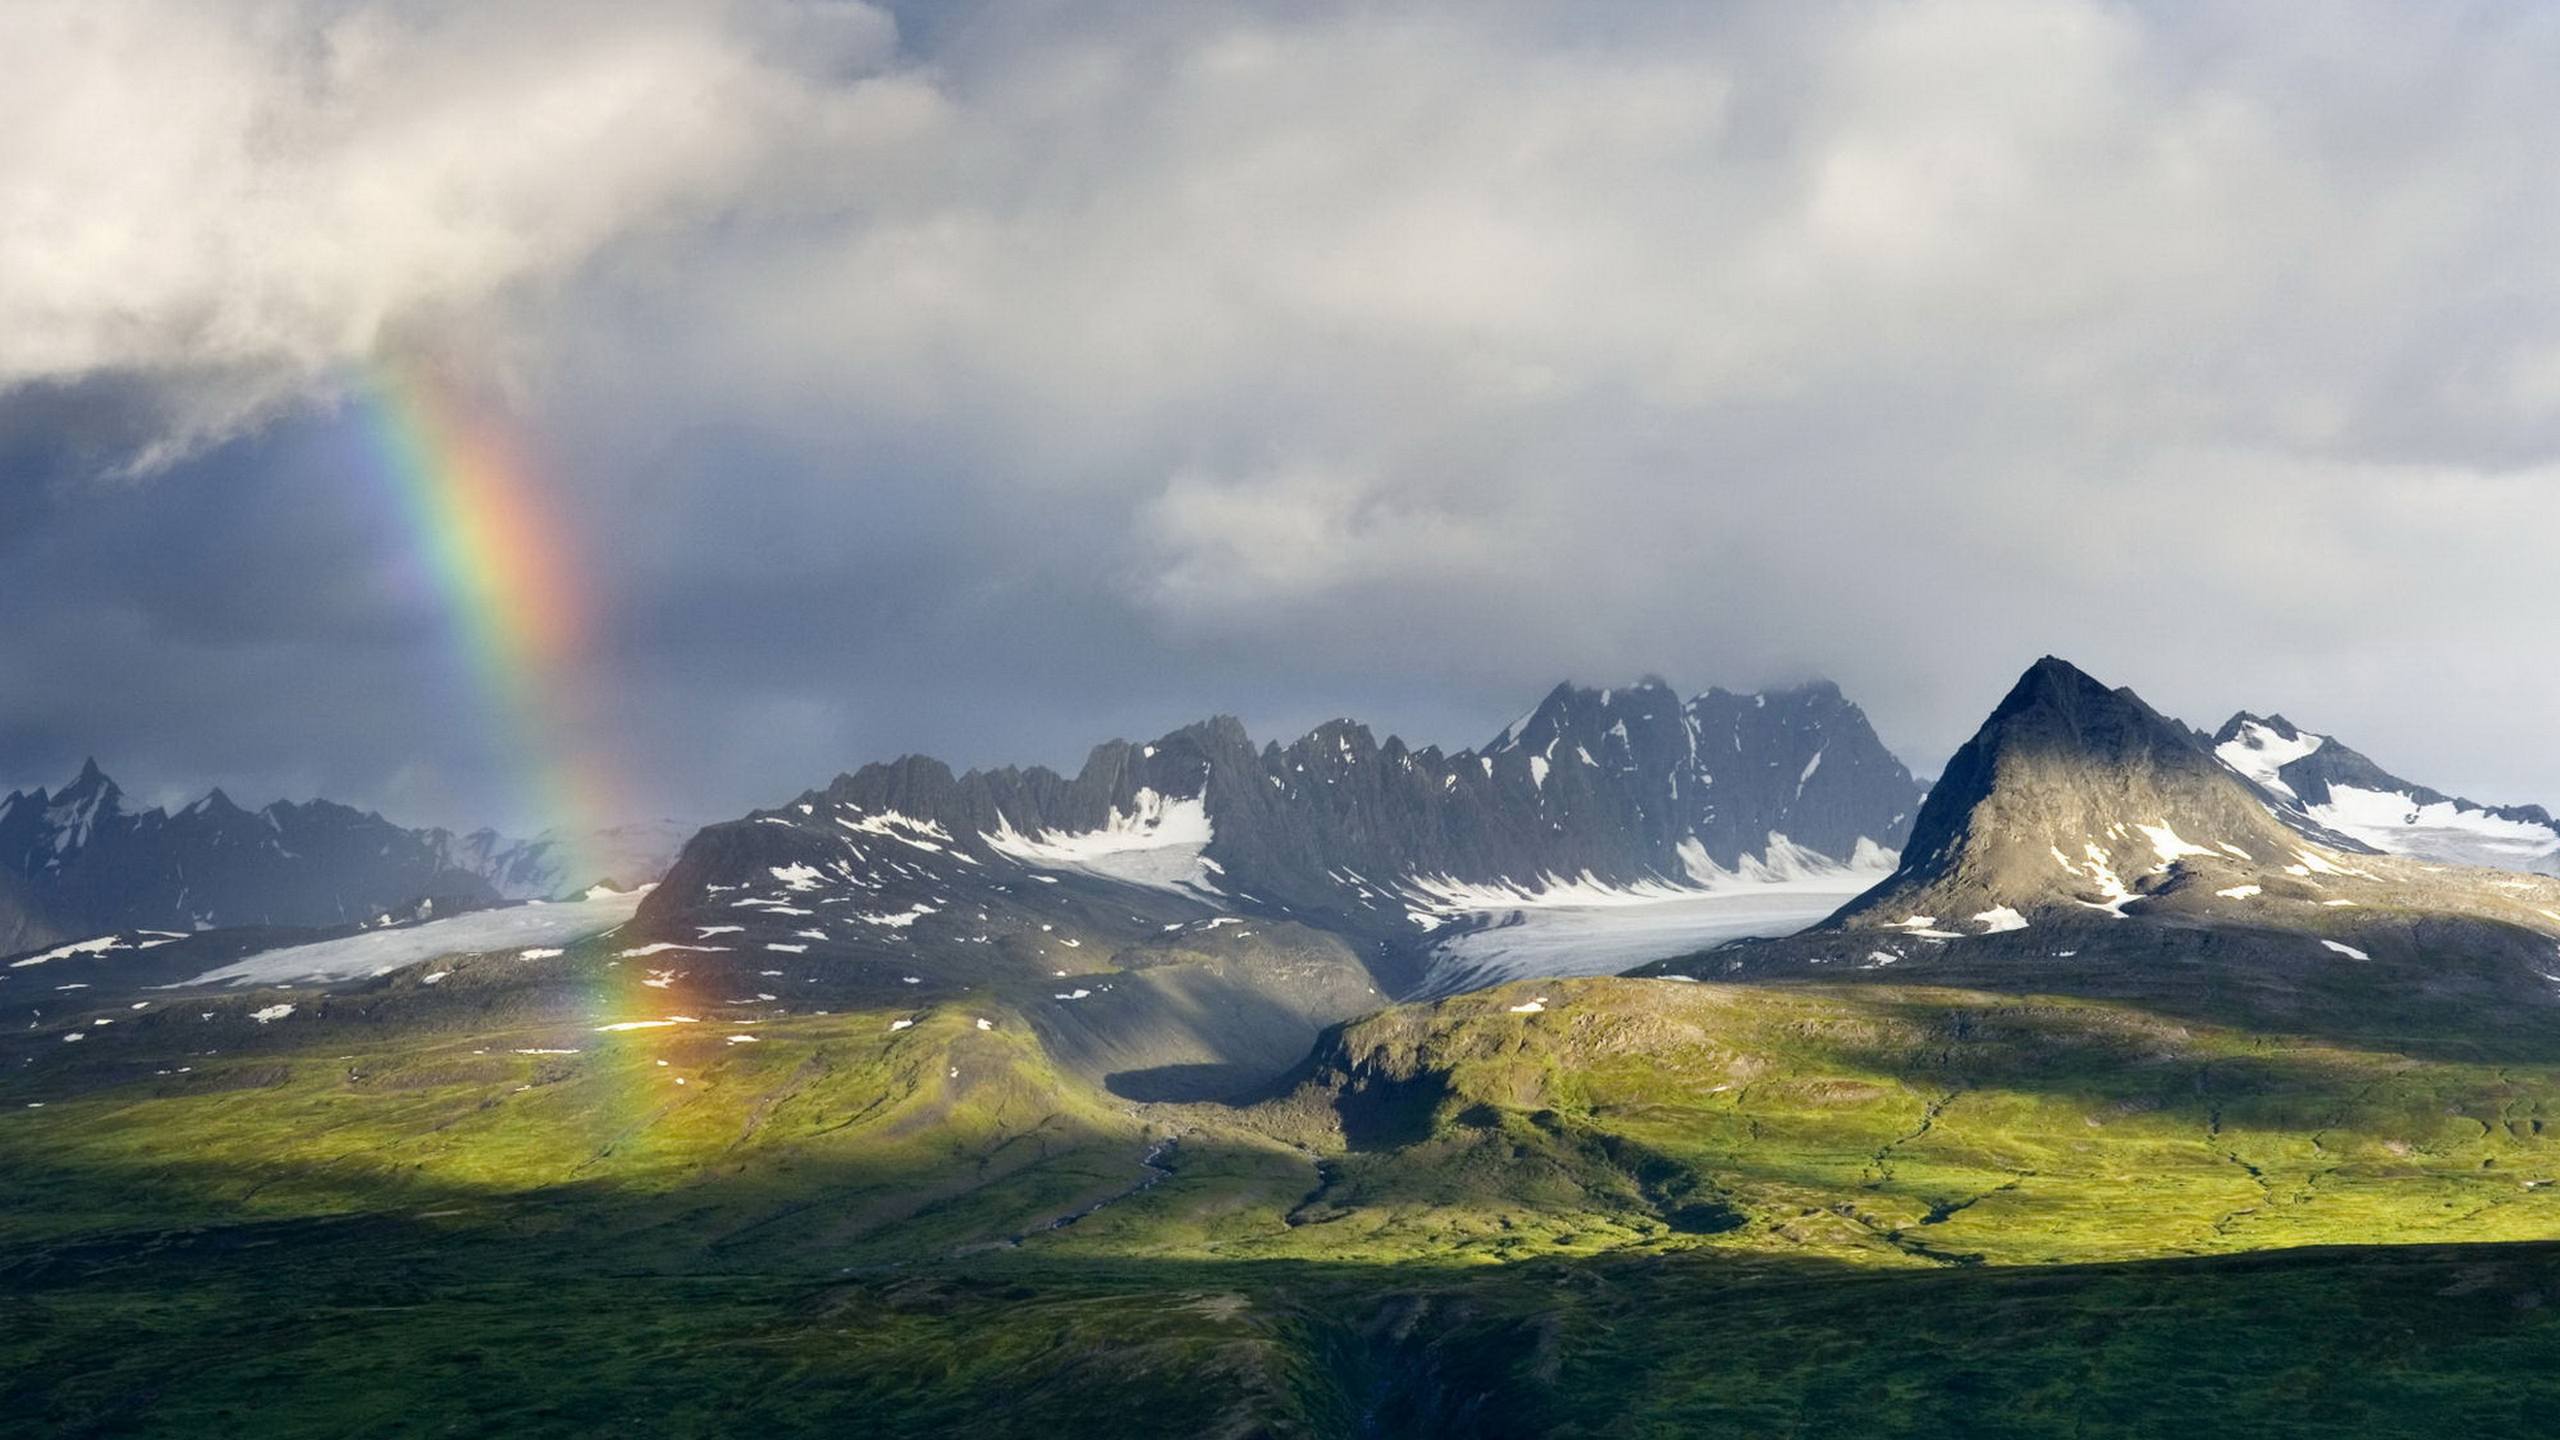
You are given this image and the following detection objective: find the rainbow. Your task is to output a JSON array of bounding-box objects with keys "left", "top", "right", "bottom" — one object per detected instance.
[
  {"left": 363, "top": 359, "right": 714, "bottom": 1091},
  {"left": 360, "top": 356, "right": 621, "bottom": 889}
]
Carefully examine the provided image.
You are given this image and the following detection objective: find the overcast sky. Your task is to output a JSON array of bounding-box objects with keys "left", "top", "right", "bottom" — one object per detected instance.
[{"left": 6, "top": 0, "right": 2560, "bottom": 835}]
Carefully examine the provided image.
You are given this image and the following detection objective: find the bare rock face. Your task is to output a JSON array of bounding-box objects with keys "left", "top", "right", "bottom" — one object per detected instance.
[{"left": 1828, "top": 657, "right": 2307, "bottom": 933}]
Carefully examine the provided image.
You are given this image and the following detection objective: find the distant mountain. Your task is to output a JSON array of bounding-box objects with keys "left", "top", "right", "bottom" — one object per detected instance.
[
  {"left": 2213, "top": 713, "right": 2560, "bottom": 876},
  {"left": 637, "top": 678, "right": 1925, "bottom": 993},
  {"left": 0, "top": 760, "right": 501, "bottom": 953},
  {"left": 440, "top": 819, "right": 694, "bottom": 901}
]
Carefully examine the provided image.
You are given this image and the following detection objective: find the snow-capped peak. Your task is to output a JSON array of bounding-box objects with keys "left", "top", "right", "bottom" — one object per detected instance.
[{"left": 2214, "top": 716, "right": 2325, "bottom": 802}]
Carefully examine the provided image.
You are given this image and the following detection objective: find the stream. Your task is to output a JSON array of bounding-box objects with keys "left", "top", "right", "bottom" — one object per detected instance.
[{"left": 1001, "top": 1138, "right": 1177, "bottom": 1246}]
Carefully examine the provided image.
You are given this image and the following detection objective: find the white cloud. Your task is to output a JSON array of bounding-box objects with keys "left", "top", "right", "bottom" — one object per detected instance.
[
  {"left": 1138, "top": 465, "right": 1509, "bottom": 616},
  {"left": 0, "top": 0, "right": 905, "bottom": 463}
]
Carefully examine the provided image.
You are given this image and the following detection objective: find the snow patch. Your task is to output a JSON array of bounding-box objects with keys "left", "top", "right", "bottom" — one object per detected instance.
[
  {"left": 2216, "top": 721, "right": 2324, "bottom": 801},
  {"left": 615, "top": 942, "right": 728, "bottom": 958},
  {"left": 2135, "top": 823, "right": 2217, "bottom": 867},
  {"left": 10, "top": 934, "right": 126, "bottom": 967},
  {"left": 1972, "top": 906, "right": 2029, "bottom": 934},
  {"left": 984, "top": 790, "right": 1220, "bottom": 896},
  {"left": 769, "top": 863, "right": 825, "bottom": 892},
  {"left": 835, "top": 809, "right": 953, "bottom": 853}
]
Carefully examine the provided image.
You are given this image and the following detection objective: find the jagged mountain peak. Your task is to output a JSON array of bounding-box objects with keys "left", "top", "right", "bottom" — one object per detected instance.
[
  {"left": 2215, "top": 710, "right": 2306, "bottom": 744},
  {"left": 1695, "top": 675, "right": 1845, "bottom": 704},
  {"left": 1495, "top": 677, "right": 1686, "bottom": 753},
  {"left": 54, "top": 758, "right": 121, "bottom": 808}
]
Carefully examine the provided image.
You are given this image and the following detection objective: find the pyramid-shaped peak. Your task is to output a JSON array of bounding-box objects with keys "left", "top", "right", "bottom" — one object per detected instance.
[
  {"left": 1967, "top": 657, "right": 2196, "bottom": 758},
  {"left": 1998, "top": 655, "right": 2121, "bottom": 710},
  {"left": 183, "top": 787, "right": 244, "bottom": 817},
  {"left": 51, "top": 758, "right": 123, "bottom": 812},
  {"left": 1827, "top": 656, "right": 2299, "bottom": 932}
]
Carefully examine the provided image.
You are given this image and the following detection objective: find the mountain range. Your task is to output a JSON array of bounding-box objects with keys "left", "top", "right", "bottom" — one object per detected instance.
[
  {"left": 19, "top": 662, "right": 2560, "bottom": 1011},
  {"left": 637, "top": 677, "right": 1925, "bottom": 988},
  {"left": 0, "top": 761, "right": 687, "bottom": 954}
]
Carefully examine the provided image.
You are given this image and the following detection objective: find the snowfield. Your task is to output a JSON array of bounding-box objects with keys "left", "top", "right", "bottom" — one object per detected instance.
[
  {"left": 1410, "top": 836, "right": 1893, "bottom": 996},
  {"left": 2305, "top": 786, "right": 2560, "bottom": 876},
  {"left": 183, "top": 886, "right": 652, "bottom": 988}
]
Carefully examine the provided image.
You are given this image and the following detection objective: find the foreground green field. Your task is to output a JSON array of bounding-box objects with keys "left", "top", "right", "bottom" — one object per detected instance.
[{"left": 7, "top": 975, "right": 2560, "bottom": 1435}]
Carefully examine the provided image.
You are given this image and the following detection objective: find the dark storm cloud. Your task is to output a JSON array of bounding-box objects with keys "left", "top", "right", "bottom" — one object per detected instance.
[{"left": 8, "top": 0, "right": 2560, "bottom": 833}]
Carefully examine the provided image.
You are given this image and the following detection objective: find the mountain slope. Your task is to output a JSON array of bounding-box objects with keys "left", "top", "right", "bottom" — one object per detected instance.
[{"left": 2216, "top": 713, "right": 2560, "bottom": 875}]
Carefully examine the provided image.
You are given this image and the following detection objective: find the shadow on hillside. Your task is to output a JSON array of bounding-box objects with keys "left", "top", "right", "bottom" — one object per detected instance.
[
  {"left": 9, "top": 1181, "right": 2560, "bottom": 1440},
  {"left": 1681, "top": 917, "right": 2560, "bottom": 1068},
  {"left": 1104, "top": 1061, "right": 1270, "bottom": 1102}
]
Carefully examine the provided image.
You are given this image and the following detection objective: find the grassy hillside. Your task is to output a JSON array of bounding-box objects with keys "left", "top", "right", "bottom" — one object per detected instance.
[{"left": 7, "top": 973, "right": 2560, "bottom": 1434}]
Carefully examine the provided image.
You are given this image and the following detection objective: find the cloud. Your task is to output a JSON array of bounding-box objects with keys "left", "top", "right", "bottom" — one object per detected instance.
[
  {"left": 10, "top": 0, "right": 2560, "bottom": 822},
  {"left": 0, "top": 0, "right": 907, "bottom": 467}
]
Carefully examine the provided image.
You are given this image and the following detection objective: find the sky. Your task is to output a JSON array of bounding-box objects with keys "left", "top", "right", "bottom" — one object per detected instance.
[{"left": 6, "top": 0, "right": 2560, "bottom": 836}]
